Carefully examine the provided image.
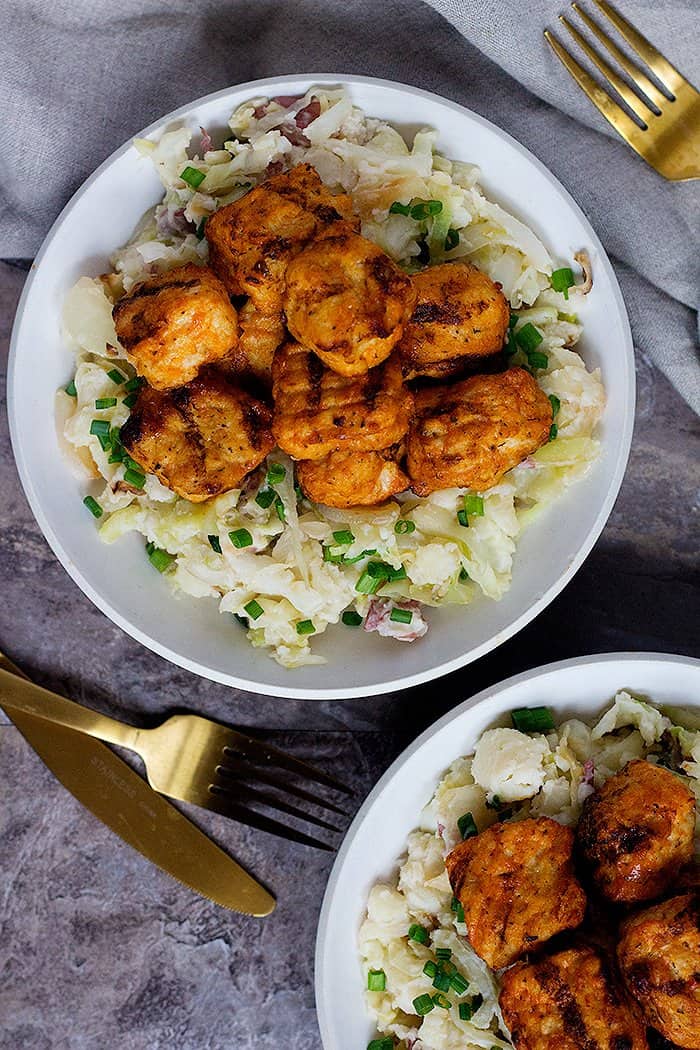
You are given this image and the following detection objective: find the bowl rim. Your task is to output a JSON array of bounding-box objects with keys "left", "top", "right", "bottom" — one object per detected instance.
[
  {"left": 314, "top": 650, "right": 700, "bottom": 1046},
  {"left": 8, "top": 73, "right": 636, "bottom": 699}
]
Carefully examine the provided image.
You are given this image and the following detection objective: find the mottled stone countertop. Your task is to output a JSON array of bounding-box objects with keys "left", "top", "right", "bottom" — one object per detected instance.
[{"left": 0, "top": 255, "right": 698, "bottom": 1050}]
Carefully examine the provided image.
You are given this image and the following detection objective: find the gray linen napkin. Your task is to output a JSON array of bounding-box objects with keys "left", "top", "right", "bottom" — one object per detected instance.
[{"left": 2, "top": 0, "right": 698, "bottom": 411}]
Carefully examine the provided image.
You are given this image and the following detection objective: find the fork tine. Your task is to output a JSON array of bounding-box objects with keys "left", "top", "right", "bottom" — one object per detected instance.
[
  {"left": 204, "top": 789, "right": 335, "bottom": 850},
  {"left": 211, "top": 779, "right": 342, "bottom": 833},
  {"left": 544, "top": 29, "right": 643, "bottom": 142},
  {"left": 216, "top": 762, "right": 349, "bottom": 817},
  {"left": 223, "top": 731, "right": 354, "bottom": 796},
  {"left": 561, "top": 14, "right": 650, "bottom": 123},
  {"left": 593, "top": 0, "right": 683, "bottom": 94},
  {"left": 571, "top": 3, "right": 667, "bottom": 111}
]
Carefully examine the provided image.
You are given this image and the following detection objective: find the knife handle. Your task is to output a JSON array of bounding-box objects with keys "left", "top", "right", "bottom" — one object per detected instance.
[{"left": 0, "top": 666, "right": 140, "bottom": 752}]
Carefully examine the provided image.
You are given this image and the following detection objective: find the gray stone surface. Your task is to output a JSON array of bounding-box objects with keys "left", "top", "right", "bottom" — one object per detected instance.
[{"left": 0, "top": 251, "right": 698, "bottom": 1050}]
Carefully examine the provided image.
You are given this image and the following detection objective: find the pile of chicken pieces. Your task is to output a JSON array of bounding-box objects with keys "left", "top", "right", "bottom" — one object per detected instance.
[
  {"left": 113, "top": 163, "right": 553, "bottom": 506},
  {"left": 445, "top": 757, "right": 699, "bottom": 1049}
]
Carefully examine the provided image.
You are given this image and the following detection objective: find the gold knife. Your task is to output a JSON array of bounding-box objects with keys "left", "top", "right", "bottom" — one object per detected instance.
[{"left": 0, "top": 653, "right": 275, "bottom": 917}]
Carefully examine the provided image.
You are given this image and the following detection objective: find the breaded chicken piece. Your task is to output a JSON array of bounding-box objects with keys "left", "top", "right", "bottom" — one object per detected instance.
[
  {"left": 398, "top": 261, "right": 509, "bottom": 380},
  {"left": 205, "top": 163, "right": 357, "bottom": 312},
  {"left": 119, "top": 372, "right": 274, "bottom": 502},
  {"left": 618, "top": 893, "right": 700, "bottom": 1049},
  {"left": 406, "top": 367, "right": 552, "bottom": 495},
  {"left": 445, "top": 817, "right": 586, "bottom": 970},
  {"left": 296, "top": 448, "right": 408, "bottom": 507},
  {"left": 236, "top": 301, "right": 286, "bottom": 384},
  {"left": 577, "top": 759, "right": 696, "bottom": 904},
  {"left": 284, "top": 231, "right": 417, "bottom": 376},
  {"left": 272, "top": 341, "right": 412, "bottom": 460},
  {"left": 112, "top": 264, "right": 239, "bottom": 391},
  {"left": 500, "top": 945, "right": 649, "bottom": 1050}
]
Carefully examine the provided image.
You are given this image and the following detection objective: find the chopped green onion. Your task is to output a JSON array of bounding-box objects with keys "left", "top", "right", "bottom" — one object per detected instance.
[
  {"left": 196, "top": 217, "right": 208, "bottom": 240},
  {"left": 367, "top": 969, "right": 386, "bottom": 991},
  {"left": 412, "top": 994, "right": 435, "bottom": 1016},
  {"left": 82, "top": 495, "right": 103, "bottom": 518},
  {"left": 458, "top": 1002, "right": 473, "bottom": 1021},
  {"left": 423, "top": 961, "right": 438, "bottom": 978},
  {"left": 266, "top": 462, "right": 286, "bottom": 485},
  {"left": 124, "top": 376, "right": 144, "bottom": 393},
  {"left": 95, "top": 397, "right": 117, "bottom": 409},
  {"left": 255, "top": 489, "right": 276, "bottom": 509},
  {"left": 123, "top": 455, "right": 142, "bottom": 472},
  {"left": 440, "top": 960, "right": 457, "bottom": 978},
  {"left": 451, "top": 896, "right": 465, "bottom": 923},
  {"left": 464, "top": 494, "right": 484, "bottom": 517},
  {"left": 408, "top": 923, "right": 429, "bottom": 945},
  {"left": 356, "top": 569, "right": 387, "bottom": 595},
  {"left": 322, "top": 545, "right": 344, "bottom": 565},
  {"left": 229, "top": 528, "right": 253, "bottom": 548},
  {"left": 108, "top": 443, "right": 125, "bottom": 464},
  {"left": 432, "top": 993, "right": 451, "bottom": 1010},
  {"left": 145, "top": 542, "right": 175, "bottom": 573},
  {"left": 548, "top": 394, "right": 561, "bottom": 417},
  {"left": 389, "top": 201, "right": 411, "bottom": 216},
  {"left": 65, "top": 379, "right": 77, "bottom": 397},
  {"left": 511, "top": 706, "right": 555, "bottom": 733},
  {"left": 432, "top": 970, "right": 451, "bottom": 993},
  {"left": 274, "top": 496, "right": 286, "bottom": 522},
  {"left": 558, "top": 311, "right": 578, "bottom": 323},
  {"left": 508, "top": 313, "right": 519, "bottom": 330},
  {"left": 394, "top": 519, "right": 416, "bottom": 535},
  {"left": 107, "top": 369, "right": 126, "bottom": 385},
  {"left": 551, "top": 266, "right": 575, "bottom": 300},
  {"left": 458, "top": 812, "right": 478, "bottom": 840},
  {"left": 549, "top": 423, "right": 558, "bottom": 442},
  {"left": 515, "top": 322, "right": 543, "bottom": 353},
  {"left": 450, "top": 971, "right": 469, "bottom": 994},
  {"left": 123, "top": 392, "right": 139, "bottom": 409},
  {"left": 332, "top": 530, "right": 354, "bottom": 546},
  {"left": 342, "top": 610, "right": 363, "bottom": 627},
  {"left": 385, "top": 563, "right": 407, "bottom": 581},
  {"left": 123, "top": 467, "right": 145, "bottom": 489},
  {"left": 180, "top": 165, "right": 206, "bottom": 189},
  {"left": 244, "top": 599, "right": 264, "bottom": 620},
  {"left": 486, "top": 794, "right": 502, "bottom": 810},
  {"left": 444, "top": 228, "right": 460, "bottom": 252},
  {"left": 528, "top": 350, "right": 549, "bottom": 370},
  {"left": 296, "top": 619, "right": 315, "bottom": 636},
  {"left": 435, "top": 948, "right": 452, "bottom": 961},
  {"left": 367, "top": 1040, "right": 394, "bottom": 1050},
  {"left": 390, "top": 608, "right": 413, "bottom": 624},
  {"left": 457, "top": 509, "right": 469, "bottom": 528},
  {"left": 89, "top": 419, "right": 111, "bottom": 438},
  {"left": 410, "top": 199, "right": 443, "bottom": 220},
  {"left": 459, "top": 567, "right": 469, "bottom": 582},
  {"left": 208, "top": 535, "right": 222, "bottom": 554},
  {"left": 341, "top": 548, "right": 377, "bottom": 564}
]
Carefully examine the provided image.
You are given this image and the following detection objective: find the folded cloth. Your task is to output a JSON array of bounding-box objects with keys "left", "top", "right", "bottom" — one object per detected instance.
[{"left": 1, "top": 0, "right": 698, "bottom": 411}]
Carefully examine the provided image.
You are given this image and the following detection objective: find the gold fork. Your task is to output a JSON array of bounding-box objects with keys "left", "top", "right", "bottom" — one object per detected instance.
[
  {"left": 545, "top": 0, "right": 700, "bottom": 180},
  {"left": 0, "top": 658, "right": 351, "bottom": 851}
]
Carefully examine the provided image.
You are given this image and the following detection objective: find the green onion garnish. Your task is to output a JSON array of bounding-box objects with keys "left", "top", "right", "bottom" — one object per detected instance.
[
  {"left": 459, "top": 567, "right": 469, "bottom": 582},
  {"left": 322, "top": 545, "right": 344, "bottom": 565},
  {"left": 515, "top": 322, "right": 543, "bottom": 354},
  {"left": 367, "top": 969, "right": 386, "bottom": 991},
  {"left": 229, "top": 528, "right": 253, "bottom": 548},
  {"left": 389, "top": 201, "right": 411, "bottom": 216},
  {"left": 509, "top": 313, "right": 519, "bottom": 330},
  {"left": 89, "top": 419, "right": 111, "bottom": 438},
  {"left": 82, "top": 495, "right": 102, "bottom": 518},
  {"left": 458, "top": 1002, "right": 472, "bottom": 1021},
  {"left": 123, "top": 393, "right": 139, "bottom": 409},
  {"left": 528, "top": 350, "right": 549, "bottom": 370},
  {"left": 180, "top": 165, "right": 206, "bottom": 189},
  {"left": 356, "top": 569, "right": 387, "bottom": 595},
  {"left": 394, "top": 519, "right": 416, "bottom": 535},
  {"left": 341, "top": 548, "right": 377, "bottom": 564},
  {"left": 296, "top": 619, "right": 315, "bottom": 636},
  {"left": 332, "top": 530, "right": 354, "bottom": 546},
  {"left": 412, "top": 994, "right": 435, "bottom": 1016},
  {"left": 432, "top": 971, "right": 451, "bottom": 993},
  {"left": 124, "top": 468, "right": 145, "bottom": 489},
  {"left": 551, "top": 266, "right": 575, "bottom": 300},
  {"left": 244, "top": 599, "right": 263, "bottom": 620},
  {"left": 435, "top": 948, "right": 452, "bottom": 961},
  {"left": 274, "top": 496, "right": 286, "bottom": 523},
  {"left": 255, "top": 489, "right": 276, "bottom": 509},
  {"left": 458, "top": 812, "right": 478, "bottom": 840},
  {"left": 123, "top": 376, "right": 144, "bottom": 393},
  {"left": 95, "top": 397, "right": 117, "bottom": 409},
  {"left": 444, "top": 228, "right": 460, "bottom": 252},
  {"left": 549, "top": 423, "right": 558, "bottom": 441},
  {"left": 548, "top": 394, "right": 561, "bottom": 417},
  {"left": 266, "top": 462, "right": 286, "bottom": 485},
  {"left": 145, "top": 542, "right": 175, "bottom": 573},
  {"left": 123, "top": 455, "right": 142, "bottom": 472},
  {"left": 408, "top": 924, "right": 429, "bottom": 945},
  {"left": 385, "top": 563, "right": 407, "bottom": 581},
  {"left": 558, "top": 311, "right": 578, "bottom": 323},
  {"left": 208, "top": 535, "right": 222, "bottom": 554},
  {"left": 65, "top": 379, "right": 77, "bottom": 397},
  {"left": 107, "top": 369, "right": 125, "bottom": 385},
  {"left": 464, "top": 494, "right": 484, "bottom": 517},
  {"left": 367, "top": 1040, "right": 394, "bottom": 1050},
  {"left": 450, "top": 971, "right": 469, "bottom": 994},
  {"left": 410, "top": 199, "right": 443, "bottom": 221},
  {"left": 457, "top": 509, "right": 469, "bottom": 528},
  {"left": 342, "top": 610, "right": 363, "bottom": 627},
  {"left": 423, "top": 961, "right": 438, "bottom": 978},
  {"left": 432, "top": 993, "right": 451, "bottom": 1010},
  {"left": 511, "top": 706, "right": 555, "bottom": 733},
  {"left": 108, "top": 443, "right": 124, "bottom": 464},
  {"left": 196, "top": 217, "right": 208, "bottom": 240},
  {"left": 389, "top": 608, "right": 412, "bottom": 624},
  {"left": 451, "top": 897, "right": 465, "bottom": 923}
]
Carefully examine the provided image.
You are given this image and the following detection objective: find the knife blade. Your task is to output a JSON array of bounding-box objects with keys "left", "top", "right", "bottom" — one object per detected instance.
[{"left": 0, "top": 654, "right": 275, "bottom": 917}]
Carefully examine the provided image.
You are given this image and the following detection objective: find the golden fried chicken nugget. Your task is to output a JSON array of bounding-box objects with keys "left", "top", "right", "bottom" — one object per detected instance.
[
  {"left": 284, "top": 231, "right": 417, "bottom": 376},
  {"left": 205, "top": 163, "right": 357, "bottom": 311},
  {"left": 577, "top": 759, "right": 696, "bottom": 904},
  {"left": 272, "top": 341, "right": 412, "bottom": 460},
  {"left": 398, "top": 261, "right": 509, "bottom": 379},
  {"left": 446, "top": 817, "right": 586, "bottom": 970},
  {"left": 112, "top": 264, "right": 239, "bottom": 391},
  {"left": 618, "top": 892, "right": 700, "bottom": 1049},
  {"left": 119, "top": 372, "right": 273, "bottom": 502},
  {"left": 296, "top": 448, "right": 408, "bottom": 508},
  {"left": 499, "top": 945, "right": 649, "bottom": 1050},
  {"left": 236, "top": 301, "right": 286, "bottom": 384},
  {"left": 406, "top": 367, "right": 552, "bottom": 495}
]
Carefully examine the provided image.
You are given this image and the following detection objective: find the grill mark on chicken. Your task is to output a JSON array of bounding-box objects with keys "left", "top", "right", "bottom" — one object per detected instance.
[
  {"left": 121, "top": 278, "right": 200, "bottom": 301},
  {"left": 170, "top": 385, "right": 207, "bottom": 458},
  {"left": 412, "top": 301, "right": 463, "bottom": 325},
  {"left": 242, "top": 402, "right": 271, "bottom": 450},
  {"left": 307, "top": 352, "right": 325, "bottom": 408},
  {"left": 535, "top": 963, "right": 599, "bottom": 1050},
  {"left": 363, "top": 366, "right": 385, "bottom": 410}
]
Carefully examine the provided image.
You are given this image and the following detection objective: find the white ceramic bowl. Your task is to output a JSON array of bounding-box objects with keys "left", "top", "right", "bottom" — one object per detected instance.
[
  {"left": 315, "top": 652, "right": 700, "bottom": 1048},
  {"left": 8, "top": 75, "right": 635, "bottom": 699}
]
